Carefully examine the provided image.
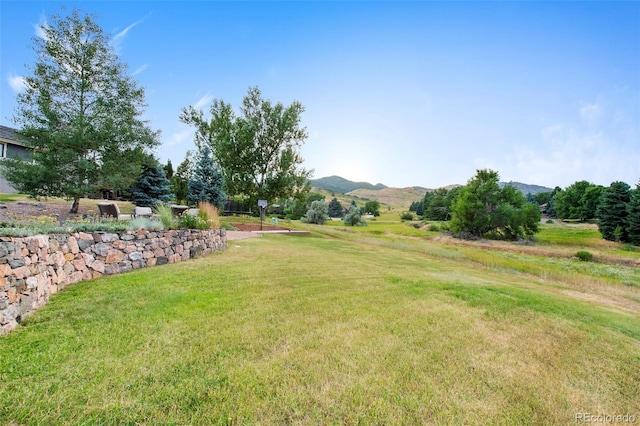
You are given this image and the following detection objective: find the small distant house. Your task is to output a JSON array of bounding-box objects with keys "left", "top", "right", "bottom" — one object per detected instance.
[{"left": 0, "top": 125, "right": 32, "bottom": 193}]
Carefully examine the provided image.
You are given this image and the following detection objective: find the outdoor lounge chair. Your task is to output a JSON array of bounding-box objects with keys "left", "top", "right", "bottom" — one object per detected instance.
[
  {"left": 133, "top": 206, "right": 153, "bottom": 218},
  {"left": 97, "top": 202, "right": 131, "bottom": 221},
  {"left": 170, "top": 204, "right": 189, "bottom": 216}
]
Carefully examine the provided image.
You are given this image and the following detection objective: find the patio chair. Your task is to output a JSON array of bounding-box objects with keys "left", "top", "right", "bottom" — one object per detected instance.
[
  {"left": 170, "top": 204, "right": 189, "bottom": 216},
  {"left": 133, "top": 206, "right": 153, "bottom": 219},
  {"left": 97, "top": 202, "right": 131, "bottom": 221}
]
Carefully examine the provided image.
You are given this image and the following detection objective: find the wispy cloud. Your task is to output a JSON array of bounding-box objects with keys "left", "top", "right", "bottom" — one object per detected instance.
[
  {"left": 167, "top": 127, "right": 194, "bottom": 147},
  {"left": 33, "top": 12, "right": 48, "bottom": 40},
  {"left": 580, "top": 100, "right": 604, "bottom": 129},
  {"left": 7, "top": 73, "right": 27, "bottom": 93},
  {"left": 111, "top": 13, "right": 150, "bottom": 52},
  {"left": 194, "top": 92, "right": 214, "bottom": 110},
  {"left": 113, "top": 19, "right": 142, "bottom": 44},
  {"left": 510, "top": 96, "right": 638, "bottom": 188},
  {"left": 131, "top": 64, "right": 148, "bottom": 77}
]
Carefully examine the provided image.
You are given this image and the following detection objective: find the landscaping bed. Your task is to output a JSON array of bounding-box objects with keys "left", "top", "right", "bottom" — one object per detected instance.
[{"left": 0, "top": 201, "right": 93, "bottom": 224}]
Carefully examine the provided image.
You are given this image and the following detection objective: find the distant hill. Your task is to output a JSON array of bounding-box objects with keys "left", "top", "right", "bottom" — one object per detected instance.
[
  {"left": 499, "top": 181, "right": 554, "bottom": 195},
  {"left": 347, "top": 187, "right": 430, "bottom": 207},
  {"left": 309, "top": 176, "right": 553, "bottom": 207},
  {"left": 309, "top": 175, "right": 387, "bottom": 194}
]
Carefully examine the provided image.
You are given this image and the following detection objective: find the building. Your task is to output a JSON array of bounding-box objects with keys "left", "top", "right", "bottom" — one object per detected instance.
[{"left": 0, "top": 125, "right": 31, "bottom": 193}]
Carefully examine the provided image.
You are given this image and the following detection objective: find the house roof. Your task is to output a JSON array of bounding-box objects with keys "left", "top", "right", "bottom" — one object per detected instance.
[{"left": 0, "top": 125, "right": 27, "bottom": 146}]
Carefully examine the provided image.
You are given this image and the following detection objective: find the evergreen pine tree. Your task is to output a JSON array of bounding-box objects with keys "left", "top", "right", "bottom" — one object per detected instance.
[
  {"left": 164, "top": 160, "right": 174, "bottom": 179},
  {"left": 171, "top": 155, "right": 192, "bottom": 205},
  {"left": 626, "top": 181, "right": 640, "bottom": 246},
  {"left": 596, "top": 181, "right": 631, "bottom": 242},
  {"left": 187, "top": 146, "right": 225, "bottom": 209},
  {"left": 131, "top": 165, "right": 174, "bottom": 207},
  {"left": 327, "top": 198, "right": 344, "bottom": 218}
]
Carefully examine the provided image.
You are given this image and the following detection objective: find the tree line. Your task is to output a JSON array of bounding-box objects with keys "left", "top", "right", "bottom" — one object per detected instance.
[
  {"left": 1, "top": 9, "right": 310, "bottom": 214},
  {"left": 410, "top": 172, "right": 640, "bottom": 245}
]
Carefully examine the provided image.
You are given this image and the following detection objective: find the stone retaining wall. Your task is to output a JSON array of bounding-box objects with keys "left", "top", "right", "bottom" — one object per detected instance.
[{"left": 0, "top": 228, "right": 226, "bottom": 334}]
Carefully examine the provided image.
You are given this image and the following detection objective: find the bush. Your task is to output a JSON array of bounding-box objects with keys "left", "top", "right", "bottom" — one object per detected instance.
[
  {"left": 400, "top": 212, "right": 414, "bottom": 221},
  {"left": 197, "top": 201, "right": 220, "bottom": 229},
  {"left": 302, "top": 200, "right": 329, "bottom": 224},
  {"left": 128, "top": 217, "right": 164, "bottom": 231},
  {"left": 154, "top": 204, "right": 176, "bottom": 229},
  {"left": 178, "top": 213, "right": 209, "bottom": 230},
  {"left": 427, "top": 223, "right": 440, "bottom": 232},
  {"left": 343, "top": 207, "right": 366, "bottom": 226},
  {"left": 575, "top": 251, "right": 593, "bottom": 262}
]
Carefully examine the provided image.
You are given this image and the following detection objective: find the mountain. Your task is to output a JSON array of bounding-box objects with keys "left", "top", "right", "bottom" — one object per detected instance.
[
  {"left": 309, "top": 175, "right": 387, "bottom": 194},
  {"left": 309, "top": 176, "right": 553, "bottom": 207},
  {"left": 309, "top": 176, "right": 430, "bottom": 207},
  {"left": 499, "top": 181, "right": 554, "bottom": 195}
]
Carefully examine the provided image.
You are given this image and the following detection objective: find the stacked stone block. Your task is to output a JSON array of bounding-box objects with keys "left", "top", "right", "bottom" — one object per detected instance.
[{"left": 0, "top": 228, "right": 226, "bottom": 334}]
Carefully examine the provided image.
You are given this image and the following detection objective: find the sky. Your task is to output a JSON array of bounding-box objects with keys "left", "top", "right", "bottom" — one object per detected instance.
[{"left": 1, "top": 1, "right": 638, "bottom": 190}]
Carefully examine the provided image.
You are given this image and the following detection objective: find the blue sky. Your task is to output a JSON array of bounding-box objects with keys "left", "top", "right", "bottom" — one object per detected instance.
[{"left": 1, "top": 1, "right": 638, "bottom": 190}]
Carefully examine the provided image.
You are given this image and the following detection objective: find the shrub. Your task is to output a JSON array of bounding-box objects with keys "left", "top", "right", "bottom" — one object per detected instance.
[
  {"left": 128, "top": 217, "right": 164, "bottom": 231},
  {"left": 344, "top": 207, "right": 366, "bottom": 226},
  {"left": 575, "top": 251, "right": 593, "bottom": 262},
  {"left": 427, "top": 223, "right": 440, "bottom": 232},
  {"left": 179, "top": 213, "right": 209, "bottom": 230},
  {"left": 302, "top": 200, "right": 329, "bottom": 224},
  {"left": 154, "top": 204, "right": 176, "bottom": 229},
  {"left": 400, "top": 212, "right": 414, "bottom": 221},
  {"left": 198, "top": 201, "right": 221, "bottom": 229}
]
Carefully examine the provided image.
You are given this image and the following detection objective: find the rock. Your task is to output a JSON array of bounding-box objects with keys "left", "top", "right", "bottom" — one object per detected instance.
[
  {"left": 128, "top": 251, "right": 143, "bottom": 261},
  {"left": 92, "top": 243, "right": 110, "bottom": 257}
]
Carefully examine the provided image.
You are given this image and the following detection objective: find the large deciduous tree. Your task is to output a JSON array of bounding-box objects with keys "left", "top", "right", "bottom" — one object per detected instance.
[
  {"left": 364, "top": 200, "right": 380, "bottom": 217},
  {"left": 423, "top": 187, "right": 460, "bottom": 221},
  {"left": 554, "top": 181, "right": 603, "bottom": 221},
  {"left": 180, "top": 86, "right": 311, "bottom": 208},
  {"left": 1, "top": 9, "right": 159, "bottom": 213},
  {"left": 450, "top": 169, "right": 540, "bottom": 240}
]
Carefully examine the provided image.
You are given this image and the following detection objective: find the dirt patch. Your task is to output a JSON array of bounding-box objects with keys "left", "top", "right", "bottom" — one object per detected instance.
[{"left": 0, "top": 201, "right": 94, "bottom": 224}]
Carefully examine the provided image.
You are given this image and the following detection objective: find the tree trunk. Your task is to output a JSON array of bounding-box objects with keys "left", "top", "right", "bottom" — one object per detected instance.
[{"left": 69, "top": 197, "right": 80, "bottom": 214}]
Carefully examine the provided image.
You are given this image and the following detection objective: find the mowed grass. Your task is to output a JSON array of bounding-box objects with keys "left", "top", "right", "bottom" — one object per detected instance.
[{"left": 1, "top": 229, "right": 639, "bottom": 425}]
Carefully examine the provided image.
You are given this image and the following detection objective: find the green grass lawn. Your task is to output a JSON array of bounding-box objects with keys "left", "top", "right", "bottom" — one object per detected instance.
[{"left": 1, "top": 226, "right": 639, "bottom": 424}]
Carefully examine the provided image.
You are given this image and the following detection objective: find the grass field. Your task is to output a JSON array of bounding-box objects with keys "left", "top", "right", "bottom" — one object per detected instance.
[{"left": 1, "top": 220, "right": 639, "bottom": 424}]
